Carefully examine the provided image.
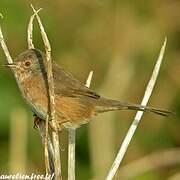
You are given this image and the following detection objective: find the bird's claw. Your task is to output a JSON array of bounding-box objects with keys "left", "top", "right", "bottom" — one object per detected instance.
[
  {"left": 33, "top": 114, "right": 56, "bottom": 132},
  {"left": 33, "top": 114, "right": 42, "bottom": 129}
]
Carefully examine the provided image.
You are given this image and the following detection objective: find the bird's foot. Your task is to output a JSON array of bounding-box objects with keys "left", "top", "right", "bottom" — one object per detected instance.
[
  {"left": 33, "top": 114, "right": 43, "bottom": 129},
  {"left": 33, "top": 114, "right": 57, "bottom": 132}
]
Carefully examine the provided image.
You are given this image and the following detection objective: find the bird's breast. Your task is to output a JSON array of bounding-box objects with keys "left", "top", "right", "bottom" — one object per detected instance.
[{"left": 20, "top": 75, "right": 48, "bottom": 119}]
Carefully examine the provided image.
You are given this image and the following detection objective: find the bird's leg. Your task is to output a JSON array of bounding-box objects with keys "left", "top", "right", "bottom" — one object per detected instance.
[
  {"left": 33, "top": 114, "right": 56, "bottom": 131},
  {"left": 33, "top": 114, "right": 43, "bottom": 129}
]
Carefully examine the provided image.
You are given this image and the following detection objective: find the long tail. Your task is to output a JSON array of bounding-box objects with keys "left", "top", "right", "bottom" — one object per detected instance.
[{"left": 95, "top": 98, "right": 173, "bottom": 116}]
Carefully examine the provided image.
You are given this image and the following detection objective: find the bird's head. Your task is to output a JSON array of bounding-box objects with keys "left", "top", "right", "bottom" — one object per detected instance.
[{"left": 5, "top": 49, "right": 46, "bottom": 81}]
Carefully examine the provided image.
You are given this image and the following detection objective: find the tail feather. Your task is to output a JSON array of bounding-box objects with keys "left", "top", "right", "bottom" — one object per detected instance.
[{"left": 95, "top": 98, "right": 173, "bottom": 116}]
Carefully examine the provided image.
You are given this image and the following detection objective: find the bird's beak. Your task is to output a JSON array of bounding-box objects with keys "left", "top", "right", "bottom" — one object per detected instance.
[{"left": 4, "top": 63, "right": 18, "bottom": 68}]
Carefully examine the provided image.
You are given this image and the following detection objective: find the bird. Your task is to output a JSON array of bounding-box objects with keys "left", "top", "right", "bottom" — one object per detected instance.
[{"left": 5, "top": 49, "right": 172, "bottom": 131}]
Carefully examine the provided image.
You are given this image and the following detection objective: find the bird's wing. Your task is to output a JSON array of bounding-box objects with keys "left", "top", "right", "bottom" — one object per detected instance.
[{"left": 53, "top": 63, "right": 100, "bottom": 99}]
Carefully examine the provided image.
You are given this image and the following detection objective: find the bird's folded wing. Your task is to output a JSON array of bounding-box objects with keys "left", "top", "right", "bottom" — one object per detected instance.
[{"left": 53, "top": 63, "right": 100, "bottom": 99}]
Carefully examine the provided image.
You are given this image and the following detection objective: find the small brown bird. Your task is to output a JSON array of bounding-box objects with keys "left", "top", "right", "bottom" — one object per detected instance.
[{"left": 6, "top": 49, "right": 172, "bottom": 130}]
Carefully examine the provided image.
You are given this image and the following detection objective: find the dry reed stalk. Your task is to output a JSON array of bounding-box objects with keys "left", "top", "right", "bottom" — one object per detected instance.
[
  {"left": 27, "top": 8, "right": 42, "bottom": 49},
  {"left": 106, "top": 38, "right": 167, "bottom": 180},
  {"left": 0, "top": 17, "right": 13, "bottom": 64},
  {"left": 68, "top": 129, "right": 76, "bottom": 180},
  {"left": 31, "top": 5, "right": 62, "bottom": 179}
]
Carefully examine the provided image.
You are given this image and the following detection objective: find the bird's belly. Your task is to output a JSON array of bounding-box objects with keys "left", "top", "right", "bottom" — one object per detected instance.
[{"left": 55, "top": 96, "right": 95, "bottom": 129}]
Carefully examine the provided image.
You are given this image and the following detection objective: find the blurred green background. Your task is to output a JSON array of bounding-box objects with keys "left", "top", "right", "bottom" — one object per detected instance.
[{"left": 0, "top": 0, "right": 179, "bottom": 179}]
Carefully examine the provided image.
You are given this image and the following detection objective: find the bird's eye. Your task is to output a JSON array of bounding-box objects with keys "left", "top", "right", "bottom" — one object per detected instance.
[{"left": 25, "top": 61, "right": 31, "bottom": 67}]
